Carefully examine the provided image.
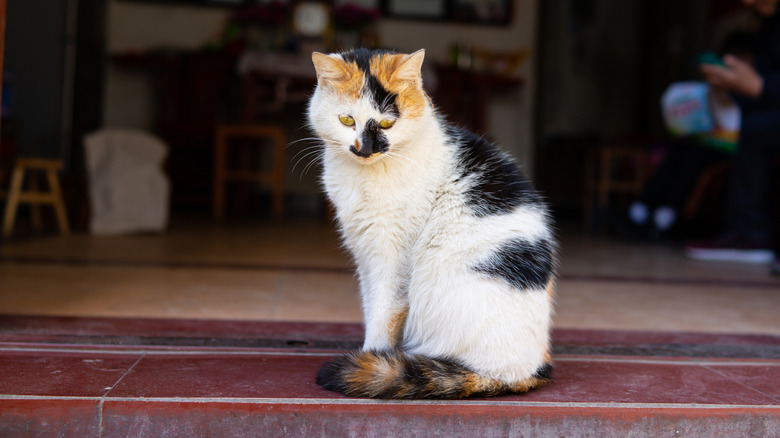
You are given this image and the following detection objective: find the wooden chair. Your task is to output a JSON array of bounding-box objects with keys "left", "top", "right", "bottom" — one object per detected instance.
[
  {"left": 2, "top": 158, "right": 70, "bottom": 237},
  {"left": 212, "top": 124, "right": 286, "bottom": 220},
  {"left": 212, "top": 55, "right": 315, "bottom": 220},
  {"left": 584, "top": 143, "right": 650, "bottom": 229},
  {"left": 597, "top": 146, "right": 649, "bottom": 208}
]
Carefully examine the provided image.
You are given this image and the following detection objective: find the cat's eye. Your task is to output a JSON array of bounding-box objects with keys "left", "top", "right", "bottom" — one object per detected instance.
[
  {"left": 339, "top": 115, "right": 355, "bottom": 126},
  {"left": 379, "top": 119, "right": 395, "bottom": 129}
]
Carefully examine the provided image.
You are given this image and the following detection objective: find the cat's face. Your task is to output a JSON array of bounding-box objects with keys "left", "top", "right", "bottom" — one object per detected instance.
[{"left": 308, "top": 49, "right": 428, "bottom": 164}]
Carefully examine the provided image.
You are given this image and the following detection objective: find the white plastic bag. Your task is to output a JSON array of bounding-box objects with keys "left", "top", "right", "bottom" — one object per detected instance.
[{"left": 84, "top": 129, "right": 170, "bottom": 235}]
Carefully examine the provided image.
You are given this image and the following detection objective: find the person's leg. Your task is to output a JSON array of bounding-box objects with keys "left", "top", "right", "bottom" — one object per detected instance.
[
  {"left": 726, "top": 111, "right": 780, "bottom": 243},
  {"left": 641, "top": 140, "right": 726, "bottom": 209},
  {"left": 634, "top": 140, "right": 727, "bottom": 235},
  {"left": 686, "top": 110, "right": 780, "bottom": 263}
]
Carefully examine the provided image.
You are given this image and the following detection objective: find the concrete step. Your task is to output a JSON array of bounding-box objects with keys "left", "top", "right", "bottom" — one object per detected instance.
[{"left": 1, "top": 315, "right": 778, "bottom": 437}]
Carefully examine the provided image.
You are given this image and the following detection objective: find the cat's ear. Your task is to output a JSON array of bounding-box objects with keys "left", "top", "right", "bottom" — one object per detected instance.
[
  {"left": 391, "top": 49, "right": 426, "bottom": 83},
  {"left": 312, "top": 52, "right": 351, "bottom": 82}
]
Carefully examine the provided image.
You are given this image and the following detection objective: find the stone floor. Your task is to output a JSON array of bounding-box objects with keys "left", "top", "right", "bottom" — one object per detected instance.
[{"left": 1, "top": 217, "right": 778, "bottom": 334}]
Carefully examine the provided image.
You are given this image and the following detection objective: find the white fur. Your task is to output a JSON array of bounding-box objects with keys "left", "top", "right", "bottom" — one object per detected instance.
[{"left": 307, "top": 58, "right": 553, "bottom": 384}]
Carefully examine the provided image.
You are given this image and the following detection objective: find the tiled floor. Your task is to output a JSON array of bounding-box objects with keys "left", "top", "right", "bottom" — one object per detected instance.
[
  {"left": 1, "top": 217, "right": 778, "bottom": 333},
  {"left": 1, "top": 316, "right": 778, "bottom": 436},
  {"left": 1, "top": 216, "right": 779, "bottom": 436}
]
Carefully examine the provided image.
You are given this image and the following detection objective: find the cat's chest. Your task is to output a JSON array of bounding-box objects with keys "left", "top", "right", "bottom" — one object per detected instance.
[
  {"left": 333, "top": 173, "right": 430, "bottom": 222},
  {"left": 325, "top": 161, "right": 439, "bottom": 238}
]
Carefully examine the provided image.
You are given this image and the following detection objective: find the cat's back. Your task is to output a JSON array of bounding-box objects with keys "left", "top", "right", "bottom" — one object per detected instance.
[
  {"left": 409, "top": 123, "right": 552, "bottom": 262},
  {"left": 443, "top": 124, "right": 545, "bottom": 217}
]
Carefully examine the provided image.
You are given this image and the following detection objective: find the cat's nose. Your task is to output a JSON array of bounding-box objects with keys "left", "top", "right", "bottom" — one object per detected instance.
[
  {"left": 350, "top": 138, "right": 375, "bottom": 158},
  {"left": 349, "top": 139, "right": 364, "bottom": 156},
  {"left": 350, "top": 124, "right": 388, "bottom": 158}
]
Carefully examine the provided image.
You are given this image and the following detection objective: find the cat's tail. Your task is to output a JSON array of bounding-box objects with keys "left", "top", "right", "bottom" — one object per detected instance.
[{"left": 316, "top": 350, "right": 552, "bottom": 399}]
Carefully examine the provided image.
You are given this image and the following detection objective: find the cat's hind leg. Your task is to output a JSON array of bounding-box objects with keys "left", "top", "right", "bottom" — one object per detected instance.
[{"left": 402, "top": 255, "right": 554, "bottom": 385}]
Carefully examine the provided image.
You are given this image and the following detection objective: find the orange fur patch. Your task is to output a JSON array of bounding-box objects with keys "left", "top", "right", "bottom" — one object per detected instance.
[
  {"left": 509, "top": 372, "right": 552, "bottom": 395},
  {"left": 546, "top": 278, "right": 556, "bottom": 298},
  {"left": 461, "top": 373, "right": 492, "bottom": 397},
  {"left": 387, "top": 308, "right": 408, "bottom": 347},
  {"left": 370, "top": 54, "right": 427, "bottom": 118},
  {"left": 319, "top": 57, "right": 364, "bottom": 100},
  {"left": 344, "top": 352, "right": 403, "bottom": 397},
  {"left": 509, "top": 379, "right": 534, "bottom": 394},
  {"left": 345, "top": 353, "right": 383, "bottom": 392},
  {"left": 369, "top": 53, "right": 406, "bottom": 85}
]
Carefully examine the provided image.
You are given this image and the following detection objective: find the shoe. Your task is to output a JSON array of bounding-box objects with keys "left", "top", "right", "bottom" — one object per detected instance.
[{"left": 685, "top": 232, "right": 775, "bottom": 264}]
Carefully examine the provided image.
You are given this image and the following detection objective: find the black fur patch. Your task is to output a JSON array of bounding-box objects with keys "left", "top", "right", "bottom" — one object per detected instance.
[
  {"left": 398, "top": 353, "right": 471, "bottom": 398},
  {"left": 341, "top": 48, "right": 384, "bottom": 74},
  {"left": 352, "top": 119, "right": 389, "bottom": 157},
  {"left": 367, "top": 75, "right": 400, "bottom": 116},
  {"left": 316, "top": 356, "right": 350, "bottom": 394},
  {"left": 475, "top": 238, "right": 554, "bottom": 290},
  {"left": 452, "top": 127, "right": 540, "bottom": 216},
  {"left": 533, "top": 363, "right": 554, "bottom": 381},
  {"left": 342, "top": 48, "right": 399, "bottom": 116}
]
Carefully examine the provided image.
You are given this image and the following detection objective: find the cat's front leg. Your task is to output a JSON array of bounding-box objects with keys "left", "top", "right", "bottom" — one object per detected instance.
[{"left": 358, "top": 267, "right": 408, "bottom": 352}]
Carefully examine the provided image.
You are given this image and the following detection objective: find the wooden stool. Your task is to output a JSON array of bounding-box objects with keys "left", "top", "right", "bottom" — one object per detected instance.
[
  {"left": 2, "top": 158, "right": 70, "bottom": 237},
  {"left": 213, "top": 124, "right": 286, "bottom": 220}
]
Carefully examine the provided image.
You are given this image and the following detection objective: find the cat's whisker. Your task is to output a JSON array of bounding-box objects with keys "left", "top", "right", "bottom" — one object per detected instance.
[
  {"left": 291, "top": 144, "right": 324, "bottom": 161},
  {"left": 286, "top": 138, "right": 319, "bottom": 146},
  {"left": 289, "top": 139, "right": 339, "bottom": 167},
  {"left": 290, "top": 148, "right": 322, "bottom": 171},
  {"left": 386, "top": 150, "right": 415, "bottom": 167},
  {"left": 292, "top": 148, "right": 324, "bottom": 174},
  {"left": 303, "top": 155, "right": 323, "bottom": 174},
  {"left": 286, "top": 137, "right": 329, "bottom": 149},
  {"left": 301, "top": 154, "right": 324, "bottom": 177},
  {"left": 297, "top": 158, "right": 322, "bottom": 183}
]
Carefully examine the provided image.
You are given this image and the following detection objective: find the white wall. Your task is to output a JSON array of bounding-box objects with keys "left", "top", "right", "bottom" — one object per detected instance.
[
  {"left": 103, "top": 1, "right": 228, "bottom": 128},
  {"left": 102, "top": 0, "right": 539, "bottom": 174},
  {"left": 107, "top": 2, "right": 227, "bottom": 52}
]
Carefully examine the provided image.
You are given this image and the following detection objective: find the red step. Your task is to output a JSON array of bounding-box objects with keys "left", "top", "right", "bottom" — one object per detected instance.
[{"left": 1, "top": 315, "right": 778, "bottom": 437}]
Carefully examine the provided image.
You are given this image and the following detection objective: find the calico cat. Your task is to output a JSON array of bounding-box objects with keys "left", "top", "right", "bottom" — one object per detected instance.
[{"left": 308, "top": 48, "right": 556, "bottom": 399}]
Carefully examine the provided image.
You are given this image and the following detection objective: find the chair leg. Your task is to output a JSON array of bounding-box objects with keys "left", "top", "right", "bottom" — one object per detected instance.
[
  {"left": 271, "top": 129, "right": 286, "bottom": 221},
  {"left": 583, "top": 148, "right": 596, "bottom": 228},
  {"left": 2, "top": 165, "right": 24, "bottom": 238},
  {"left": 213, "top": 124, "right": 288, "bottom": 220},
  {"left": 46, "top": 169, "right": 70, "bottom": 236},
  {"left": 29, "top": 176, "right": 43, "bottom": 231},
  {"left": 596, "top": 149, "right": 613, "bottom": 232},
  {"left": 213, "top": 128, "right": 226, "bottom": 220}
]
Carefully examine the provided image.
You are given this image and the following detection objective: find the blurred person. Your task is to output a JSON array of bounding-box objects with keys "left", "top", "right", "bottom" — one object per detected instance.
[
  {"left": 627, "top": 32, "right": 757, "bottom": 240},
  {"left": 685, "top": 0, "right": 780, "bottom": 275}
]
